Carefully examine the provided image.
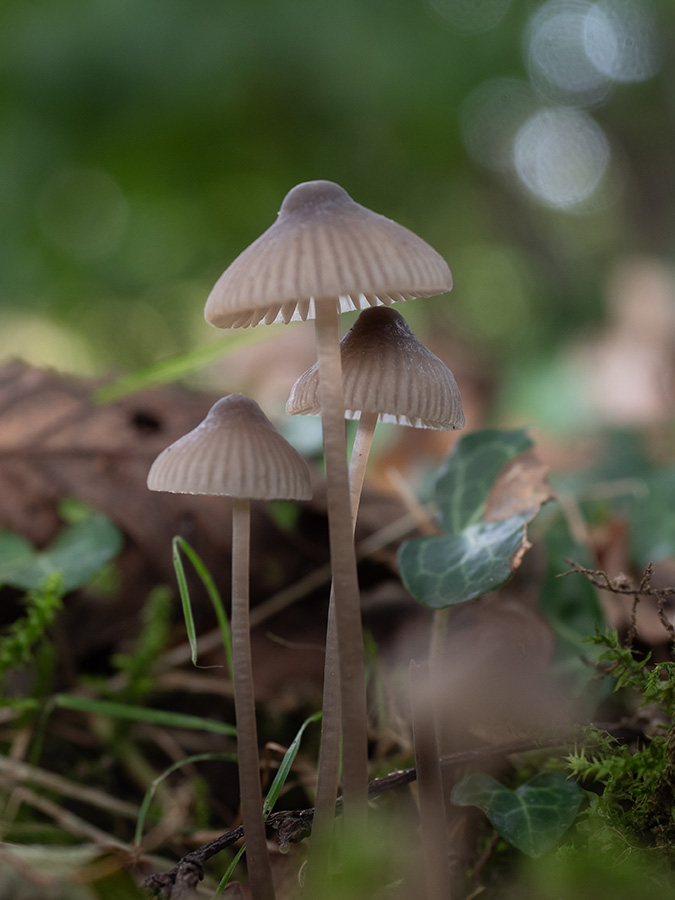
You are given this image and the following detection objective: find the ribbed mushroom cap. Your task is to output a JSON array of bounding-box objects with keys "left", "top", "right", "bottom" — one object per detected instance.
[
  {"left": 204, "top": 180, "right": 453, "bottom": 329},
  {"left": 286, "top": 307, "right": 465, "bottom": 430},
  {"left": 147, "top": 394, "right": 312, "bottom": 500}
]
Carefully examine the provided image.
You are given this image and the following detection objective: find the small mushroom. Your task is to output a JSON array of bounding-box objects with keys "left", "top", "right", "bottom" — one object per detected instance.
[
  {"left": 287, "top": 305, "right": 465, "bottom": 431},
  {"left": 287, "top": 306, "right": 464, "bottom": 878},
  {"left": 205, "top": 180, "right": 452, "bottom": 821},
  {"left": 147, "top": 394, "right": 311, "bottom": 900}
]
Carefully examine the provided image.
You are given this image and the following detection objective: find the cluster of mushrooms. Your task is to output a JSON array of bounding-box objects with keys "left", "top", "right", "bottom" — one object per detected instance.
[{"left": 147, "top": 181, "right": 464, "bottom": 900}]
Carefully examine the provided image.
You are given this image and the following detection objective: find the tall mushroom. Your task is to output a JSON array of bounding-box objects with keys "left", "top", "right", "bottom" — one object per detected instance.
[
  {"left": 287, "top": 305, "right": 464, "bottom": 883},
  {"left": 147, "top": 394, "right": 312, "bottom": 900},
  {"left": 204, "top": 180, "right": 452, "bottom": 822}
]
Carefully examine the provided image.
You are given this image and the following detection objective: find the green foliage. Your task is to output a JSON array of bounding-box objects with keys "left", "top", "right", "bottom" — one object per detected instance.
[
  {"left": 215, "top": 710, "right": 322, "bottom": 893},
  {"left": 452, "top": 772, "right": 583, "bottom": 858},
  {"left": 52, "top": 694, "right": 236, "bottom": 738},
  {"left": 111, "top": 585, "right": 172, "bottom": 702},
  {"left": 135, "top": 752, "right": 238, "bottom": 847},
  {"left": 538, "top": 511, "right": 604, "bottom": 658},
  {"left": 519, "top": 845, "right": 675, "bottom": 900},
  {"left": 0, "top": 574, "right": 64, "bottom": 702},
  {"left": 398, "top": 429, "right": 537, "bottom": 608},
  {"left": 434, "top": 429, "right": 533, "bottom": 534},
  {"left": 563, "top": 630, "right": 675, "bottom": 855},
  {"left": 619, "top": 466, "right": 675, "bottom": 566},
  {"left": 0, "top": 515, "right": 123, "bottom": 592},
  {"left": 172, "top": 535, "right": 233, "bottom": 681}
]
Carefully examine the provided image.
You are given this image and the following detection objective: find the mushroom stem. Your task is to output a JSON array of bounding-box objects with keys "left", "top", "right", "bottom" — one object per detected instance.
[
  {"left": 313, "top": 301, "right": 369, "bottom": 823},
  {"left": 410, "top": 660, "right": 452, "bottom": 900},
  {"left": 307, "top": 412, "right": 378, "bottom": 885},
  {"left": 231, "top": 497, "right": 276, "bottom": 900}
]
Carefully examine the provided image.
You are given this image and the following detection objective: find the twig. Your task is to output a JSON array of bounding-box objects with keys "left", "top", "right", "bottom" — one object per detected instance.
[
  {"left": 558, "top": 559, "right": 675, "bottom": 642},
  {"left": 140, "top": 736, "right": 564, "bottom": 897}
]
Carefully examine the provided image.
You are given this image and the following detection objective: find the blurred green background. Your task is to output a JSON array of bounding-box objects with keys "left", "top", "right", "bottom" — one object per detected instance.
[{"left": 1, "top": 0, "right": 673, "bottom": 433}]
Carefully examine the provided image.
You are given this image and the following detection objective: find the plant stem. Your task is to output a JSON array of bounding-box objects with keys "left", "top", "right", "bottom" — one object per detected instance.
[
  {"left": 231, "top": 497, "right": 276, "bottom": 900},
  {"left": 313, "top": 302, "right": 369, "bottom": 825},
  {"left": 306, "top": 412, "right": 377, "bottom": 891}
]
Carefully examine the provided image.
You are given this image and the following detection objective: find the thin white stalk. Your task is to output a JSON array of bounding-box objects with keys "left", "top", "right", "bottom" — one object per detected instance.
[
  {"left": 313, "top": 302, "right": 369, "bottom": 824},
  {"left": 306, "top": 412, "right": 377, "bottom": 891},
  {"left": 231, "top": 497, "right": 276, "bottom": 900},
  {"left": 410, "top": 660, "right": 451, "bottom": 900}
]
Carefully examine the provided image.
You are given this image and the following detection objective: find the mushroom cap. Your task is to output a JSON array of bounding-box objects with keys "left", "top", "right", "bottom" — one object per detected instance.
[
  {"left": 147, "top": 394, "right": 312, "bottom": 500},
  {"left": 204, "top": 180, "right": 453, "bottom": 329},
  {"left": 286, "top": 306, "right": 465, "bottom": 430}
]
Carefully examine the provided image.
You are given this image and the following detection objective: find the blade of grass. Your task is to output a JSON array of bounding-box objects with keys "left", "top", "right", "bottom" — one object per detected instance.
[
  {"left": 216, "top": 846, "right": 246, "bottom": 896},
  {"left": 214, "top": 711, "right": 321, "bottom": 894},
  {"left": 135, "top": 752, "right": 238, "bottom": 847},
  {"left": 54, "top": 695, "right": 236, "bottom": 737},
  {"left": 263, "top": 710, "right": 322, "bottom": 817},
  {"left": 93, "top": 330, "right": 265, "bottom": 404},
  {"left": 173, "top": 536, "right": 233, "bottom": 682}
]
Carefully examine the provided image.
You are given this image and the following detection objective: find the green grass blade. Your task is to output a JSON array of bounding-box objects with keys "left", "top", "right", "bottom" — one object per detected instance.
[
  {"left": 93, "top": 330, "right": 265, "bottom": 403},
  {"left": 172, "top": 536, "right": 233, "bottom": 681},
  {"left": 215, "top": 846, "right": 245, "bottom": 895},
  {"left": 54, "top": 695, "right": 236, "bottom": 737},
  {"left": 135, "top": 752, "right": 238, "bottom": 847},
  {"left": 263, "top": 710, "right": 322, "bottom": 817},
  {"left": 213, "top": 711, "right": 321, "bottom": 893},
  {"left": 172, "top": 537, "right": 200, "bottom": 667}
]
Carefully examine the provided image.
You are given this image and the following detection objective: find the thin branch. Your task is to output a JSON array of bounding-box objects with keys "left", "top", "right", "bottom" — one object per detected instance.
[
  {"left": 559, "top": 559, "right": 675, "bottom": 642},
  {"left": 140, "top": 735, "right": 566, "bottom": 897}
]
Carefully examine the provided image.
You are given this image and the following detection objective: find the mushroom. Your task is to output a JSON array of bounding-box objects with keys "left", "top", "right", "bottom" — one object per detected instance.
[
  {"left": 205, "top": 180, "right": 452, "bottom": 822},
  {"left": 287, "top": 306, "right": 464, "bottom": 877},
  {"left": 147, "top": 394, "right": 312, "bottom": 900}
]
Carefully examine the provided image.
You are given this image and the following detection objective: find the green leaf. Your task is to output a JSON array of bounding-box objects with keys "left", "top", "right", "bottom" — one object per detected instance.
[
  {"left": 0, "top": 533, "right": 35, "bottom": 573},
  {"left": 53, "top": 694, "right": 237, "bottom": 737},
  {"left": 398, "top": 513, "right": 531, "bottom": 608},
  {"left": 434, "top": 428, "right": 532, "bottom": 534},
  {"left": 452, "top": 772, "right": 583, "bottom": 858},
  {"left": 0, "top": 516, "right": 123, "bottom": 592},
  {"left": 173, "top": 536, "right": 233, "bottom": 681},
  {"left": 398, "top": 429, "right": 541, "bottom": 609},
  {"left": 263, "top": 710, "right": 321, "bottom": 818}
]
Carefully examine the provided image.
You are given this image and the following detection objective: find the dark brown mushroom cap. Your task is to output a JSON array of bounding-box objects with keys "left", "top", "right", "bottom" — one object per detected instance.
[
  {"left": 204, "top": 180, "right": 453, "bottom": 329},
  {"left": 147, "top": 394, "right": 312, "bottom": 500},
  {"left": 286, "top": 307, "right": 465, "bottom": 430}
]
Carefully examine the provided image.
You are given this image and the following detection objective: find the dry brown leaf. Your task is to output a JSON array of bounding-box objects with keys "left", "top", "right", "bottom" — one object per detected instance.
[{"left": 484, "top": 448, "right": 554, "bottom": 524}]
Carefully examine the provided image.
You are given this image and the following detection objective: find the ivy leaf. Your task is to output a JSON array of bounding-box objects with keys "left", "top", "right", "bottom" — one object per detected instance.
[
  {"left": 0, "top": 533, "right": 35, "bottom": 572},
  {"left": 452, "top": 772, "right": 583, "bottom": 858},
  {"left": 435, "top": 428, "right": 533, "bottom": 534},
  {"left": 0, "top": 515, "right": 123, "bottom": 592},
  {"left": 398, "top": 513, "right": 532, "bottom": 608},
  {"left": 398, "top": 429, "right": 551, "bottom": 609}
]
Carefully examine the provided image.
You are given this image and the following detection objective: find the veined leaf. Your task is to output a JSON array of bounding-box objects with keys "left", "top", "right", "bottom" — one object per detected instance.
[{"left": 452, "top": 771, "right": 582, "bottom": 858}]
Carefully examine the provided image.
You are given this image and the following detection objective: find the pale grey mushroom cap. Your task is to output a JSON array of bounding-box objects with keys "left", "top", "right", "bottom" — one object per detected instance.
[
  {"left": 204, "top": 180, "right": 453, "bottom": 329},
  {"left": 147, "top": 394, "right": 312, "bottom": 500},
  {"left": 286, "top": 307, "right": 465, "bottom": 430}
]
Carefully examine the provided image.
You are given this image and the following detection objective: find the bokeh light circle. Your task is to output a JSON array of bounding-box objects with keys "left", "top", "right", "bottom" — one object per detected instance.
[
  {"left": 525, "top": 0, "right": 613, "bottom": 107},
  {"left": 583, "top": 0, "right": 663, "bottom": 83},
  {"left": 513, "top": 107, "right": 611, "bottom": 210}
]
